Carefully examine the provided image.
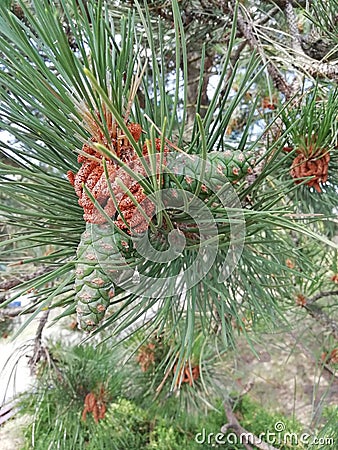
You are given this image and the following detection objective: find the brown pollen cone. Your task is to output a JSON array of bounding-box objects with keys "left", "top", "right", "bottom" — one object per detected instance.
[
  {"left": 330, "top": 348, "right": 338, "bottom": 364},
  {"left": 331, "top": 273, "right": 338, "bottom": 284},
  {"left": 114, "top": 138, "right": 169, "bottom": 234},
  {"left": 137, "top": 343, "right": 156, "bottom": 372},
  {"left": 173, "top": 363, "right": 200, "bottom": 387},
  {"left": 81, "top": 386, "right": 107, "bottom": 423},
  {"left": 68, "top": 122, "right": 143, "bottom": 224},
  {"left": 290, "top": 148, "right": 330, "bottom": 193},
  {"left": 68, "top": 111, "right": 170, "bottom": 234}
]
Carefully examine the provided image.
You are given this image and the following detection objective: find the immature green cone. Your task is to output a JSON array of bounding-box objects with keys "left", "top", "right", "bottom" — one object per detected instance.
[
  {"left": 166, "top": 150, "right": 254, "bottom": 196},
  {"left": 208, "top": 150, "right": 254, "bottom": 180},
  {"left": 75, "top": 223, "right": 115, "bottom": 332}
]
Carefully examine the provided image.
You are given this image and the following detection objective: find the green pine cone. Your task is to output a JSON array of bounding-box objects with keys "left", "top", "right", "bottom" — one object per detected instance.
[
  {"left": 208, "top": 149, "right": 253, "bottom": 180},
  {"left": 75, "top": 223, "right": 116, "bottom": 332},
  {"left": 166, "top": 150, "right": 254, "bottom": 196}
]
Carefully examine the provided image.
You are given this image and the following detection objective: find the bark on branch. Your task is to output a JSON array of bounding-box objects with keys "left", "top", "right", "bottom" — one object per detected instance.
[
  {"left": 301, "top": 289, "right": 338, "bottom": 340},
  {"left": 233, "top": 3, "right": 294, "bottom": 99},
  {"left": 284, "top": 0, "right": 338, "bottom": 80},
  {"left": 0, "top": 266, "right": 54, "bottom": 304},
  {"left": 221, "top": 403, "right": 279, "bottom": 450},
  {"left": 28, "top": 309, "right": 50, "bottom": 374},
  {"left": 0, "top": 304, "right": 39, "bottom": 318},
  {"left": 304, "top": 303, "right": 338, "bottom": 341},
  {"left": 307, "top": 289, "right": 338, "bottom": 305}
]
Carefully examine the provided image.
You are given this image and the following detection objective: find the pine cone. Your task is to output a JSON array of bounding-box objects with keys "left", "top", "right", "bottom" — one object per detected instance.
[
  {"left": 75, "top": 223, "right": 116, "bottom": 331},
  {"left": 166, "top": 149, "right": 255, "bottom": 196}
]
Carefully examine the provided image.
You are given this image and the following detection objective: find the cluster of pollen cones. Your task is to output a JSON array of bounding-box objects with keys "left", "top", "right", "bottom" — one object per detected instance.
[
  {"left": 137, "top": 342, "right": 156, "bottom": 372},
  {"left": 137, "top": 344, "right": 200, "bottom": 387},
  {"left": 173, "top": 362, "right": 200, "bottom": 387},
  {"left": 68, "top": 110, "right": 167, "bottom": 233},
  {"left": 290, "top": 147, "right": 330, "bottom": 193},
  {"left": 82, "top": 387, "right": 107, "bottom": 423}
]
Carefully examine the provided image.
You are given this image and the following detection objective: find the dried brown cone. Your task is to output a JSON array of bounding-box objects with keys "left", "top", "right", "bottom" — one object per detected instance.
[
  {"left": 67, "top": 108, "right": 168, "bottom": 233},
  {"left": 142, "top": 137, "right": 169, "bottom": 157},
  {"left": 68, "top": 107, "right": 170, "bottom": 234},
  {"left": 97, "top": 402, "right": 107, "bottom": 421},
  {"left": 82, "top": 392, "right": 97, "bottom": 422},
  {"left": 115, "top": 184, "right": 155, "bottom": 234},
  {"left": 114, "top": 139, "right": 169, "bottom": 234}
]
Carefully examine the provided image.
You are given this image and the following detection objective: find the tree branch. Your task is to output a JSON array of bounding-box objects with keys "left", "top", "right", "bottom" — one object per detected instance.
[
  {"left": 28, "top": 309, "right": 50, "bottom": 374},
  {"left": 221, "top": 403, "right": 279, "bottom": 450},
  {"left": 287, "top": 331, "right": 338, "bottom": 379},
  {"left": 295, "top": 290, "right": 338, "bottom": 340},
  {"left": 0, "top": 304, "right": 40, "bottom": 318},
  {"left": 233, "top": 3, "right": 294, "bottom": 99},
  {"left": 304, "top": 302, "right": 338, "bottom": 341},
  {"left": 307, "top": 289, "right": 338, "bottom": 305},
  {"left": 224, "top": 40, "right": 248, "bottom": 86},
  {"left": 284, "top": 0, "right": 338, "bottom": 80},
  {"left": 0, "top": 266, "right": 54, "bottom": 304}
]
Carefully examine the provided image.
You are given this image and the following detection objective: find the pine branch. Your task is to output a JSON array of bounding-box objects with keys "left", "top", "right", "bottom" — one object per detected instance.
[
  {"left": 304, "top": 302, "right": 338, "bottom": 340},
  {"left": 284, "top": 1, "right": 338, "bottom": 80},
  {"left": 0, "top": 267, "right": 54, "bottom": 304},
  {"left": 232, "top": 2, "right": 294, "bottom": 99},
  {"left": 28, "top": 309, "right": 50, "bottom": 374},
  {"left": 0, "top": 304, "right": 39, "bottom": 318},
  {"left": 222, "top": 5, "right": 281, "bottom": 95},
  {"left": 221, "top": 403, "right": 279, "bottom": 450},
  {"left": 224, "top": 40, "right": 248, "bottom": 86},
  {"left": 258, "top": 6, "right": 281, "bottom": 28},
  {"left": 307, "top": 289, "right": 338, "bottom": 305},
  {"left": 186, "top": 52, "right": 214, "bottom": 128}
]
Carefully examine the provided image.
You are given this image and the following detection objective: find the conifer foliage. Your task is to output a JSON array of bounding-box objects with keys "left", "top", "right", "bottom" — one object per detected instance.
[{"left": 0, "top": 0, "right": 337, "bottom": 384}]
